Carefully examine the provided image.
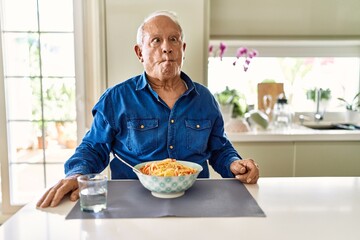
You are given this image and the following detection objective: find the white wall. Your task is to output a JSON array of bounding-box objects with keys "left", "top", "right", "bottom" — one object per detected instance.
[{"left": 210, "top": 0, "right": 360, "bottom": 38}]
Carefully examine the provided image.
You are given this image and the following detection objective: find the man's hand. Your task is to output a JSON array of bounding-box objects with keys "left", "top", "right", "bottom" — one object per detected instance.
[
  {"left": 230, "top": 159, "right": 259, "bottom": 184},
  {"left": 36, "top": 174, "right": 81, "bottom": 208}
]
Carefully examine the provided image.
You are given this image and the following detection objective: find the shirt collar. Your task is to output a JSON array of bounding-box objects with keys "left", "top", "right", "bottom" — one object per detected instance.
[
  {"left": 135, "top": 71, "right": 200, "bottom": 96},
  {"left": 135, "top": 72, "right": 148, "bottom": 91},
  {"left": 180, "top": 71, "right": 199, "bottom": 96}
]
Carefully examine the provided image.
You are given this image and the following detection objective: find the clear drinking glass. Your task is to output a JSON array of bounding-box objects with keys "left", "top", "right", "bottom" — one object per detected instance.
[{"left": 77, "top": 174, "right": 108, "bottom": 213}]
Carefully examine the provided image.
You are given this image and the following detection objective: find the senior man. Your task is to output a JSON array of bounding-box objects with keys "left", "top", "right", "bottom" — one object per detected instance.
[{"left": 37, "top": 10, "right": 259, "bottom": 208}]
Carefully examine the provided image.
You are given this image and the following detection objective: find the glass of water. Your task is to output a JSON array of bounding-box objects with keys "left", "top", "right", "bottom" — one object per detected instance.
[{"left": 77, "top": 174, "right": 108, "bottom": 213}]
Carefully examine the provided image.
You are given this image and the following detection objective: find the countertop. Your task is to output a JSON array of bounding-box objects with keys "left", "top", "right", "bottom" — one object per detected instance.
[
  {"left": 226, "top": 111, "right": 360, "bottom": 142},
  {"left": 0, "top": 177, "right": 359, "bottom": 240},
  {"left": 227, "top": 124, "right": 360, "bottom": 142}
]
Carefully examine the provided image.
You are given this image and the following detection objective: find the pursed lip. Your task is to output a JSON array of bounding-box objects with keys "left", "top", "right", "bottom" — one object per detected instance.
[
  {"left": 162, "top": 59, "right": 175, "bottom": 63},
  {"left": 159, "top": 59, "right": 176, "bottom": 66},
  {"left": 161, "top": 56, "right": 176, "bottom": 62}
]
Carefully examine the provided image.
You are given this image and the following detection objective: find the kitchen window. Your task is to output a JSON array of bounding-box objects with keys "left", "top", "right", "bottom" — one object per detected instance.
[{"left": 208, "top": 40, "right": 360, "bottom": 113}]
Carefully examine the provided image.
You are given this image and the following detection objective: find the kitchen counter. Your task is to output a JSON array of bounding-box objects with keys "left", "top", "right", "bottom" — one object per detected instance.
[
  {"left": 227, "top": 125, "right": 360, "bottom": 142},
  {"left": 0, "top": 177, "right": 359, "bottom": 240},
  {"left": 227, "top": 111, "right": 360, "bottom": 142},
  {"left": 225, "top": 122, "right": 360, "bottom": 177}
]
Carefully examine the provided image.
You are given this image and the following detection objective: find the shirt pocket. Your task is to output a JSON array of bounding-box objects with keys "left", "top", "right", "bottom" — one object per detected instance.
[
  {"left": 126, "top": 119, "right": 158, "bottom": 155},
  {"left": 185, "top": 119, "right": 212, "bottom": 154}
]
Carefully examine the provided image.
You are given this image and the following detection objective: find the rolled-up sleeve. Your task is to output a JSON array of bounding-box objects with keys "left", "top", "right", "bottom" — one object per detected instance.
[
  {"left": 65, "top": 94, "right": 116, "bottom": 177},
  {"left": 207, "top": 102, "right": 242, "bottom": 178}
]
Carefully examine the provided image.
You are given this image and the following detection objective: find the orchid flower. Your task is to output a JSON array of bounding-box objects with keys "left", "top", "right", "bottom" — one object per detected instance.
[
  {"left": 236, "top": 47, "right": 248, "bottom": 58},
  {"left": 219, "top": 42, "right": 227, "bottom": 60},
  {"left": 208, "top": 45, "right": 214, "bottom": 55},
  {"left": 209, "top": 42, "right": 258, "bottom": 72},
  {"left": 233, "top": 48, "right": 258, "bottom": 72}
]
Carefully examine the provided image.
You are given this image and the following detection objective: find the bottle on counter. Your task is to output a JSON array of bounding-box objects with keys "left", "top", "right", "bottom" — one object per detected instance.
[{"left": 272, "top": 93, "right": 293, "bottom": 129}]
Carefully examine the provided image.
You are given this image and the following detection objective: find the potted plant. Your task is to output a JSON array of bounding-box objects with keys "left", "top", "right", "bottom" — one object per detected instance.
[
  {"left": 40, "top": 81, "right": 76, "bottom": 147},
  {"left": 337, "top": 92, "right": 360, "bottom": 111},
  {"left": 306, "top": 88, "right": 332, "bottom": 102},
  {"left": 214, "top": 87, "right": 250, "bottom": 132},
  {"left": 63, "top": 122, "right": 77, "bottom": 149},
  {"left": 214, "top": 86, "right": 248, "bottom": 119},
  {"left": 33, "top": 120, "right": 48, "bottom": 149},
  {"left": 337, "top": 92, "right": 360, "bottom": 123}
]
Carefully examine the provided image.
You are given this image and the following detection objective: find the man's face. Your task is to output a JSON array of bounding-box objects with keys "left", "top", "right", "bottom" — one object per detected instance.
[{"left": 135, "top": 16, "right": 186, "bottom": 81}]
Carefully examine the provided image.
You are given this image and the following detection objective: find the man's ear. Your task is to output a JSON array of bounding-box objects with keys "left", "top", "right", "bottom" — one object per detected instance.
[{"left": 134, "top": 45, "right": 143, "bottom": 62}]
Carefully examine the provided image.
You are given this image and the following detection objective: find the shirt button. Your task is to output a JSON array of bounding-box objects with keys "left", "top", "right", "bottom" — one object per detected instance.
[
  {"left": 170, "top": 119, "right": 175, "bottom": 124},
  {"left": 196, "top": 124, "right": 200, "bottom": 128},
  {"left": 169, "top": 145, "right": 174, "bottom": 149},
  {"left": 140, "top": 125, "right": 144, "bottom": 129}
]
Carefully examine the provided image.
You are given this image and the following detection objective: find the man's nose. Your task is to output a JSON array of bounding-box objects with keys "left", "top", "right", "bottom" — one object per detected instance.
[
  {"left": 162, "top": 41, "right": 173, "bottom": 53},
  {"left": 162, "top": 48, "right": 173, "bottom": 53}
]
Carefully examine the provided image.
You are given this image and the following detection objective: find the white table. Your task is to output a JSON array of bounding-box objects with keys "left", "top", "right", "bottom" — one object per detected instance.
[{"left": 1, "top": 177, "right": 359, "bottom": 240}]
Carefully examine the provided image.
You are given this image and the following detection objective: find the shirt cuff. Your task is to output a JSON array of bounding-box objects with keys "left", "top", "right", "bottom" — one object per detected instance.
[
  {"left": 224, "top": 156, "right": 241, "bottom": 178},
  {"left": 65, "top": 166, "right": 91, "bottom": 178}
]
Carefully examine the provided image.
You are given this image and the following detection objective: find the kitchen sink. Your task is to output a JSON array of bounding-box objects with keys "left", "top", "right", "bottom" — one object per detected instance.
[{"left": 302, "top": 122, "right": 360, "bottom": 130}]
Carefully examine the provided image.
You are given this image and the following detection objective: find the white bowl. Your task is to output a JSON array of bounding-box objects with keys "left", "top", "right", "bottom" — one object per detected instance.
[{"left": 134, "top": 160, "right": 203, "bottom": 198}]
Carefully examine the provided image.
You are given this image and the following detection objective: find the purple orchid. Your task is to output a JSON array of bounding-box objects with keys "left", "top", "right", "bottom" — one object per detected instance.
[
  {"left": 233, "top": 48, "right": 258, "bottom": 71},
  {"left": 208, "top": 45, "right": 214, "bottom": 54},
  {"left": 209, "top": 42, "right": 258, "bottom": 72},
  {"left": 248, "top": 50, "right": 258, "bottom": 58},
  {"left": 236, "top": 47, "right": 248, "bottom": 58},
  {"left": 219, "top": 42, "right": 227, "bottom": 60}
]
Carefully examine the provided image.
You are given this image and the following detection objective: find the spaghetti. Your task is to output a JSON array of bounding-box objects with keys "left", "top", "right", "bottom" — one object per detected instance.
[{"left": 139, "top": 159, "right": 197, "bottom": 177}]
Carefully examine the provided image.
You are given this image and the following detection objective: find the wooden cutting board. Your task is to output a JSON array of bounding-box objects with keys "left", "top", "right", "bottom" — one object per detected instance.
[{"left": 257, "top": 83, "right": 284, "bottom": 112}]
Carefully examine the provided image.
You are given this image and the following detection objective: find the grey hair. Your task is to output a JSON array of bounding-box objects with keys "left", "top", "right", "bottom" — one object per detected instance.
[{"left": 136, "top": 10, "right": 185, "bottom": 45}]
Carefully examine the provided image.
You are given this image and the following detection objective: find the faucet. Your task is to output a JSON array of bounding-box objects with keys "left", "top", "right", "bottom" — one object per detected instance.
[{"left": 314, "top": 88, "right": 323, "bottom": 122}]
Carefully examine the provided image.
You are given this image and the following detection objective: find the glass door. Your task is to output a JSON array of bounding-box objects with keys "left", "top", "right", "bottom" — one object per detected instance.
[{"left": 0, "top": 0, "right": 77, "bottom": 212}]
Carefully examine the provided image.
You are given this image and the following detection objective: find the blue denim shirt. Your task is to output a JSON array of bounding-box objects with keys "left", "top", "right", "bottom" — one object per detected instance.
[{"left": 65, "top": 71, "right": 241, "bottom": 179}]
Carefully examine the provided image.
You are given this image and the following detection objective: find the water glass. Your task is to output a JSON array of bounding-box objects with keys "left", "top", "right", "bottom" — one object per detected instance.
[{"left": 77, "top": 174, "right": 108, "bottom": 213}]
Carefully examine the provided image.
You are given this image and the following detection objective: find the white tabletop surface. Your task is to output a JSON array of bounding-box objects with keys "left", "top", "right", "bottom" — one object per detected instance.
[{"left": 1, "top": 177, "right": 359, "bottom": 240}]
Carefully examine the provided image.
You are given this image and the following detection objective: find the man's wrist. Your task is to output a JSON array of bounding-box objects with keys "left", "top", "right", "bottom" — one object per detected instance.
[{"left": 66, "top": 173, "right": 82, "bottom": 180}]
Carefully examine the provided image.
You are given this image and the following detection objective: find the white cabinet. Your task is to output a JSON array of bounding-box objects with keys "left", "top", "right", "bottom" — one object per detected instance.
[
  {"left": 294, "top": 141, "right": 360, "bottom": 176},
  {"left": 231, "top": 141, "right": 360, "bottom": 177},
  {"left": 233, "top": 142, "right": 294, "bottom": 177}
]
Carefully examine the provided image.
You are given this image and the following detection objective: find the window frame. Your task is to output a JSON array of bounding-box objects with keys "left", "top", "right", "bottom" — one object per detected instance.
[
  {"left": 210, "top": 39, "right": 360, "bottom": 58},
  {"left": 0, "top": 1, "right": 97, "bottom": 214},
  {"left": 208, "top": 39, "right": 360, "bottom": 110}
]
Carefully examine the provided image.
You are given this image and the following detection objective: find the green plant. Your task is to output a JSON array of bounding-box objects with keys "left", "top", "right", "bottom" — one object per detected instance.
[
  {"left": 306, "top": 88, "right": 331, "bottom": 102},
  {"left": 337, "top": 92, "right": 360, "bottom": 111},
  {"left": 43, "top": 81, "right": 76, "bottom": 120},
  {"left": 33, "top": 120, "right": 48, "bottom": 137},
  {"left": 214, "top": 86, "right": 248, "bottom": 118}
]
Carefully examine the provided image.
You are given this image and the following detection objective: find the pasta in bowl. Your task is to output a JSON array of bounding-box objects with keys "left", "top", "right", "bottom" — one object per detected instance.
[{"left": 134, "top": 159, "right": 203, "bottom": 198}]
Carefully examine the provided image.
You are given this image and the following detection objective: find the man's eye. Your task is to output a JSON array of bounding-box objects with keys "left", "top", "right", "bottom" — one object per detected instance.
[
  {"left": 152, "top": 38, "right": 160, "bottom": 43},
  {"left": 170, "top": 37, "right": 178, "bottom": 42}
]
